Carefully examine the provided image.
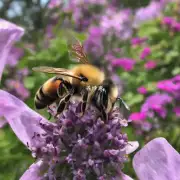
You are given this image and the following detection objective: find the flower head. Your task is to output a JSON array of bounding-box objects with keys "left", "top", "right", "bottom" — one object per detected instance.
[
  {"left": 140, "top": 47, "right": 151, "bottom": 60},
  {"left": 100, "top": 9, "right": 133, "bottom": 40},
  {"left": 162, "top": 16, "right": 175, "bottom": 26},
  {"left": 112, "top": 58, "right": 136, "bottom": 71},
  {"left": 129, "top": 112, "right": 146, "bottom": 122},
  {"left": 84, "top": 26, "right": 104, "bottom": 58},
  {"left": 133, "top": 1, "right": 164, "bottom": 28},
  {"left": 144, "top": 60, "right": 156, "bottom": 70},
  {"left": 0, "top": 90, "right": 138, "bottom": 179},
  {"left": 0, "top": 19, "right": 24, "bottom": 79},
  {"left": 141, "top": 93, "right": 172, "bottom": 118},
  {"left": 131, "top": 37, "right": 147, "bottom": 46},
  {"left": 157, "top": 79, "right": 177, "bottom": 93},
  {"left": 137, "top": 86, "right": 148, "bottom": 94}
]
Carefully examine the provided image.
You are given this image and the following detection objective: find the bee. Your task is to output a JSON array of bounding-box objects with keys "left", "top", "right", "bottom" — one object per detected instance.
[{"left": 32, "top": 39, "right": 130, "bottom": 120}]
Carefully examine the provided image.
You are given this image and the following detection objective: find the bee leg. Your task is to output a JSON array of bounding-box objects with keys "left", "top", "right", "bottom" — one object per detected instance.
[
  {"left": 76, "top": 88, "right": 88, "bottom": 117},
  {"left": 55, "top": 88, "right": 74, "bottom": 118},
  {"left": 47, "top": 106, "right": 52, "bottom": 120},
  {"left": 99, "top": 89, "right": 108, "bottom": 121},
  {"left": 57, "top": 79, "right": 71, "bottom": 98}
]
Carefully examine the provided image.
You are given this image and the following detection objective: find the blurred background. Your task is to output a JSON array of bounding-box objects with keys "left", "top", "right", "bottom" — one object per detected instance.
[{"left": 0, "top": 0, "right": 180, "bottom": 179}]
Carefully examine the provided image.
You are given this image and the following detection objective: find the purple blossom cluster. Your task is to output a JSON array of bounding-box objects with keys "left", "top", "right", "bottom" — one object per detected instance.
[
  {"left": 133, "top": 1, "right": 165, "bottom": 28},
  {"left": 0, "top": 90, "right": 139, "bottom": 179},
  {"left": 162, "top": 16, "right": 180, "bottom": 32},
  {"left": 34, "top": 102, "right": 133, "bottom": 179},
  {"left": 2, "top": 88, "right": 180, "bottom": 180},
  {"left": 130, "top": 73, "right": 180, "bottom": 131}
]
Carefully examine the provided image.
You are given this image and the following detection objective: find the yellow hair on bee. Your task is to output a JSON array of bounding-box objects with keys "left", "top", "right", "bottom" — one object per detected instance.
[{"left": 71, "top": 64, "right": 105, "bottom": 86}]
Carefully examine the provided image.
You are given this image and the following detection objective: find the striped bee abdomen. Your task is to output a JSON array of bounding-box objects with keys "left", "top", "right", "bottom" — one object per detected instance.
[{"left": 35, "top": 77, "right": 64, "bottom": 109}]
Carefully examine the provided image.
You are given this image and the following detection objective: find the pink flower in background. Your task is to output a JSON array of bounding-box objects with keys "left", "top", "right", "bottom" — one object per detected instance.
[
  {"left": 84, "top": 26, "right": 104, "bottom": 57},
  {"left": 140, "top": 47, "right": 151, "bottom": 60},
  {"left": 157, "top": 79, "right": 177, "bottom": 93},
  {"left": 129, "top": 112, "right": 146, "bottom": 122},
  {"left": 144, "top": 60, "right": 156, "bottom": 70},
  {"left": 141, "top": 93, "right": 172, "bottom": 118},
  {"left": 172, "top": 21, "right": 180, "bottom": 32},
  {"left": 133, "top": 1, "right": 164, "bottom": 28},
  {"left": 100, "top": 9, "right": 133, "bottom": 40},
  {"left": 162, "top": 16, "right": 175, "bottom": 26},
  {"left": 48, "top": 0, "right": 61, "bottom": 8},
  {"left": 173, "top": 107, "right": 180, "bottom": 117},
  {"left": 137, "top": 86, "right": 148, "bottom": 94},
  {"left": 133, "top": 138, "right": 180, "bottom": 180},
  {"left": 173, "top": 75, "right": 180, "bottom": 82},
  {"left": 112, "top": 58, "right": 136, "bottom": 71},
  {"left": 0, "top": 19, "right": 24, "bottom": 80},
  {"left": 131, "top": 37, "right": 147, "bottom": 46}
]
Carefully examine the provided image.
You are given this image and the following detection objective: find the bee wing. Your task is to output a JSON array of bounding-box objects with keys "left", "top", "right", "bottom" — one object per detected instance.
[
  {"left": 117, "top": 97, "right": 130, "bottom": 120},
  {"left": 32, "top": 66, "right": 84, "bottom": 81},
  {"left": 32, "top": 66, "right": 68, "bottom": 73},
  {"left": 66, "top": 33, "right": 89, "bottom": 64}
]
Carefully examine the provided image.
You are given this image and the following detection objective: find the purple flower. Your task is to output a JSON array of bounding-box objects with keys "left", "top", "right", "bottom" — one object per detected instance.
[
  {"left": 133, "top": 1, "right": 164, "bottom": 28},
  {"left": 0, "top": 90, "right": 138, "bottom": 179},
  {"left": 129, "top": 112, "right": 146, "bottom": 122},
  {"left": 172, "top": 21, "right": 180, "bottom": 32},
  {"left": 100, "top": 9, "right": 133, "bottom": 40},
  {"left": 141, "top": 93, "right": 172, "bottom": 118},
  {"left": 137, "top": 86, "right": 148, "bottom": 94},
  {"left": 173, "top": 107, "right": 180, "bottom": 117},
  {"left": 133, "top": 138, "right": 180, "bottom": 180},
  {"left": 157, "top": 79, "right": 177, "bottom": 93},
  {"left": 144, "top": 60, "right": 156, "bottom": 70},
  {"left": 131, "top": 37, "right": 147, "bottom": 46},
  {"left": 0, "top": 19, "right": 24, "bottom": 79},
  {"left": 84, "top": 26, "right": 104, "bottom": 57},
  {"left": 172, "top": 75, "right": 180, "bottom": 82},
  {"left": 162, "top": 16, "right": 175, "bottom": 26},
  {"left": 140, "top": 47, "right": 151, "bottom": 60},
  {"left": 112, "top": 58, "right": 136, "bottom": 71},
  {"left": 48, "top": 0, "right": 62, "bottom": 9}
]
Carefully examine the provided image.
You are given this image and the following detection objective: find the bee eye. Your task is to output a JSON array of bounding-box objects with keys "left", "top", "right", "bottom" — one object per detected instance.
[
  {"left": 81, "top": 76, "right": 88, "bottom": 82},
  {"left": 80, "top": 74, "right": 88, "bottom": 82}
]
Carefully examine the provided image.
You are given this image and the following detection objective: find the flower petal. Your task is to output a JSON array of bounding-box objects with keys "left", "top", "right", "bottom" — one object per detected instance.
[
  {"left": 133, "top": 137, "right": 180, "bottom": 180},
  {"left": 0, "top": 19, "right": 24, "bottom": 79},
  {"left": 20, "top": 160, "right": 48, "bottom": 180},
  {"left": 0, "top": 90, "right": 50, "bottom": 148},
  {"left": 125, "top": 141, "right": 139, "bottom": 154},
  {"left": 121, "top": 173, "right": 134, "bottom": 180}
]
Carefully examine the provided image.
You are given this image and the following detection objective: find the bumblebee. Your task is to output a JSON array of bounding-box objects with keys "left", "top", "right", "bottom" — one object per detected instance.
[{"left": 33, "top": 40, "right": 129, "bottom": 120}]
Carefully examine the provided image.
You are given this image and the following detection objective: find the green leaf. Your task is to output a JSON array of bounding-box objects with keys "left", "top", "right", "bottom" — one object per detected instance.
[
  {"left": 165, "top": 50, "right": 179, "bottom": 63},
  {"left": 138, "top": 21, "right": 159, "bottom": 37},
  {"left": 172, "top": 67, "right": 180, "bottom": 75},
  {"left": 24, "top": 77, "right": 35, "bottom": 89}
]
